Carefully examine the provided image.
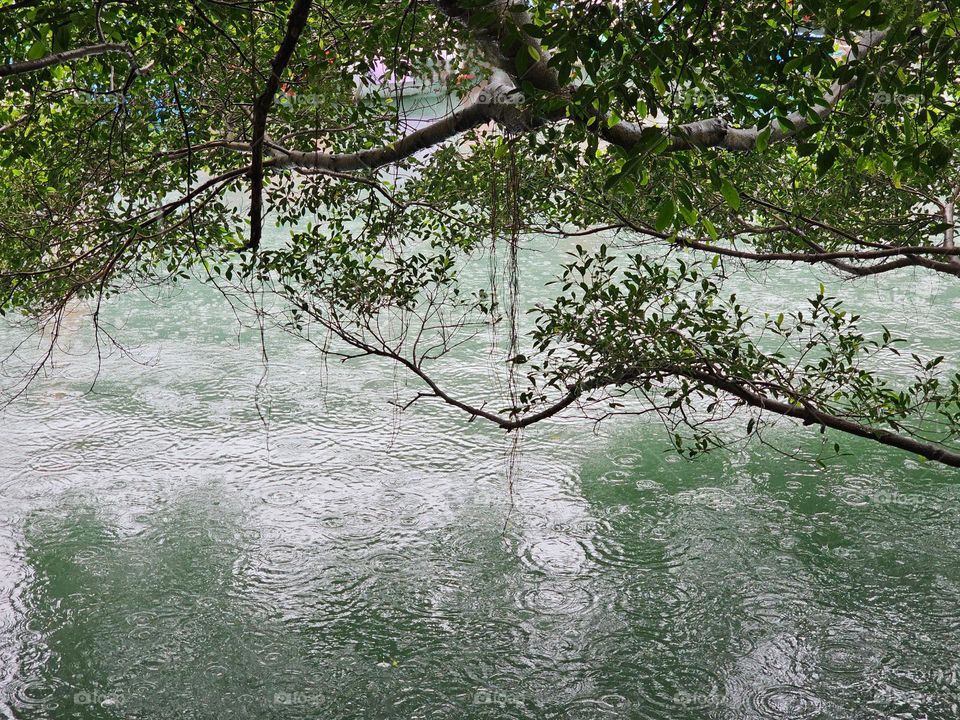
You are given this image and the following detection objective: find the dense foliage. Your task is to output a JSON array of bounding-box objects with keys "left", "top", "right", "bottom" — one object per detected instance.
[{"left": 2, "top": 0, "right": 960, "bottom": 466}]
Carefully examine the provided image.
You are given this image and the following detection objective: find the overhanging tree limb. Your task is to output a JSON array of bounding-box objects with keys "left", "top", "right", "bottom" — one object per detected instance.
[
  {"left": 677, "top": 366, "right": 960, "bottom": 468},
  {"left": 234, "top": 6, "right": 888, "bottom": 184},
  {"left": 314, "top": 315, "right": 960, "bottom": 466},
  {"left": 265, "top": 71, "right": 528, "bottom": 171},
  {"left": 247, "top": 0, "right": 313, "bottom": 251},
  {"left": 608, "top": 212, "right": 960, "bottom": 279},
  {"left": 0, "top": 42, "right": 137, "bottom": 78},
  {"left": 431, "top": 0, "right": 889, "bottom": 152}
]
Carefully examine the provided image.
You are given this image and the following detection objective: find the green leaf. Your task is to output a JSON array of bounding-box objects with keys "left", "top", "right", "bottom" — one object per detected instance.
[
  {"left": 720, "top": 179, "right": 740, "bottom": 210},
  {"left": 654, "top": 198, "right": 676, "bottom": 232},
  {"left": 703, "top": 218, "right": 719, "bottom": 242},
  {"left": 816, "top": 146, "right": 839, "bottom": 177},
  {"left": 756, "top": 126, "right": 772, "bottom": 153},
  {"left": 678, "top": 203, "right": 698, "bottom": 225},
  {"left": 929, "top": 141, "right": 953, "bottom": 169},
  {"left": 651, "top": 67, "right": 666, "bottom": 95},
  {"left": 26, "top": 41, "right": 48, "bottom": 60}
]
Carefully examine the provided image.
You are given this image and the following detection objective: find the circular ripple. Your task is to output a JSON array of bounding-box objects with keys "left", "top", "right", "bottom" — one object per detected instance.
[
  {"left": 242, "top": 543, "right": 312, "bottom": 588},
  {"left": 635, "top": 478, "right": 662, "bottom": 492},
  {"left": 609, "top": 450, "right": 645, "bottom": 470},
  {"left": 597, "top": 469, "right": 633, "bottom": 484},
  {"left": 584, "top": 533, "right": 681, "bottom": 571},
  {"left": 125, "top": 610, "right": 159, "bottom": 627},
  {"left": 680, "top": 486, "right": 739, "bottom": 511},
  {"left": 260, "top": 488, "right": 299, "bottom": 507},
  {"left": 7, "top": 677, "right": 65, "bottom": 713},
  {"left": 181, "top": 525, "right": 207, "bottom": 541},
  {"left": 640, "top": 664, "right": 731, "bottom": 715},
  {"left": 751, "top": 685, "right": 823, "bottom": 719},
  {"left": 127, "top": 623, "right": 160, "bottom": 643},
  {"left": 551, "top": 517, "right": 606, "bottom": 537},
  {"left": 516, "top": 582, "right": 598, "bottom": 617},
  {"left": 316, "top": 515, "right": 346, "bottom": 530},
  {"left": 818, "top": 637, "right": 880, "bottom": 678},
  {"left": 397, "top": 513, "right": 422, "bottom": 529},
  {"left": 614, "top": 580, "right": 703, "bottom": 632},
  {"left": 367, "top": 550, "right": 409, "bottom": 575},
  {"left": 518, "top": 535, "right": 589, "bottom": 576},
  {"left": 204, "top": 662, "right": 230, "bottom": 679}
]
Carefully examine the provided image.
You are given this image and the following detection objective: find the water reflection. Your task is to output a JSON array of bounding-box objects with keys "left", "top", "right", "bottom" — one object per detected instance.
[{"left": 2, "top": 414, "right": 960, "bottom": 717}]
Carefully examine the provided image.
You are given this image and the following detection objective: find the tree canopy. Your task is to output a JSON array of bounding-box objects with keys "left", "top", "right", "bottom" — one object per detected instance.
[{"left": 2, "top": 0, "right": 960, "bottom": 466}]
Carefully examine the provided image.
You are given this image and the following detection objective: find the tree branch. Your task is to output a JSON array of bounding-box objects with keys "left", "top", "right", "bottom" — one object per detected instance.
[
  {"left": 247, "top": 0, "right": 313, "bottom": 251},
  {"left": 676, "top": 366, "right": 960, "bottom": 467},
  {"left": 431, "top": 0, "right": 888, "bottom": 152},
  {"left": 611, "top": 213, "right": 960, "bottom": 279},
  {"left": 0, "top": 42, "right": 136, "bottom": 78},
  {"left": 265, "top": 73, "right": 525, "bottom": 172}
]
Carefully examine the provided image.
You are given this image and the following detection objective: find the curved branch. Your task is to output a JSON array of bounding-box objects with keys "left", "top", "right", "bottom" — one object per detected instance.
[
  {"left": 326, "top": 323, "right": 960, "bottom": 467},
  {"left": 677, "top": 367, "right": 960, "bottom": 468},
  {"left": 400, "top": 352, "right": 960, "bottom": 466},
  {"left": 654, "top": 231, "right": 960, "bottom": 278},
  {"left": 607, "top": 210, "right": 960, "bottom": 278},
  {"left": 266, "top": 73, "right": 526, "bottom": 171},
  {"left": 230, "top": 4, "right": 887, "bottom": 192},
  {"left": 392, "top": 351, "right": 583, "bottom": 431},
  {"left": 0, "top": 42, "right": 135, "bottom": 78}
]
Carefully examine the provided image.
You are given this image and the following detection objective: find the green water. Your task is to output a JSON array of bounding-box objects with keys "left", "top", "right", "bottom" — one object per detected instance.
[{"left": 0, "top": 228, "right": 959, "bottom": 719}]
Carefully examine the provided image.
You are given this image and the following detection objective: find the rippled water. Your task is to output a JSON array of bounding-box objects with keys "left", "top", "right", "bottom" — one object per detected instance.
[{"left": 1, "top": 228, "right": 959, "bottom": 719}]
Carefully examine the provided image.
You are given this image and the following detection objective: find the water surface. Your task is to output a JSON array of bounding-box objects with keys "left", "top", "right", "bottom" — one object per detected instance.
[{"left": 1, "top": 231, "right": 958, "bottom": 719}]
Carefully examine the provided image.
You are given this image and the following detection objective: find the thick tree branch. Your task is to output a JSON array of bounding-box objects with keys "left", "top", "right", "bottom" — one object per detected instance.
[
  {"left": 265, "top": 72, "right": 526, "bottom": 172},
  {"left": 660, "top": 31, "right": 888, "bottom": 151},
  {"left": 234, "top": 4, "right": 887, "bottom": 198},
  {"left": 248, "top": 0, "right": 313, "bottom": 251},
  {"left": 432, "top": 0, "right": 888, "bottom": 152},
  {"left": 0, "top": 42, "right": 137, "bottom": 78}
]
